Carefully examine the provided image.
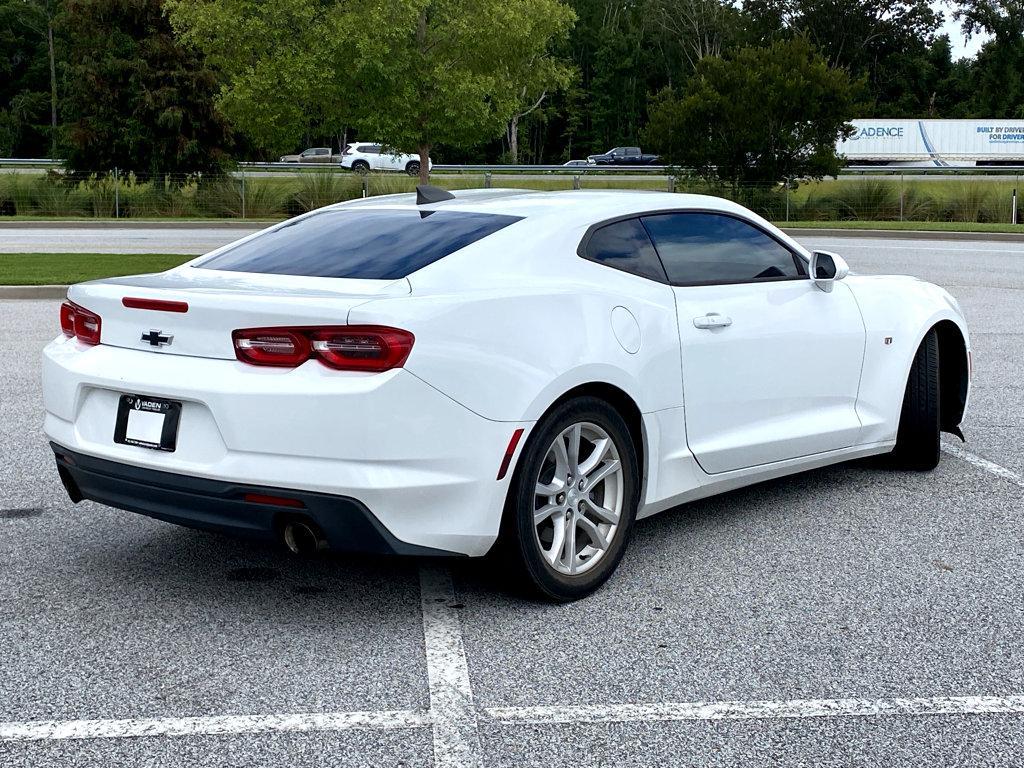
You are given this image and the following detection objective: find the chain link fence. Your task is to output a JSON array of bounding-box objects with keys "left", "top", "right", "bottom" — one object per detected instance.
[{"left": 0, "top": 169, "right": 1020, "bottom": 224}]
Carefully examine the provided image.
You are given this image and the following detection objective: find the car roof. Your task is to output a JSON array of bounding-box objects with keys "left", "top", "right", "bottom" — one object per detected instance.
[{"left": 329, "top": 188, "right": 757, "bottom": 229}]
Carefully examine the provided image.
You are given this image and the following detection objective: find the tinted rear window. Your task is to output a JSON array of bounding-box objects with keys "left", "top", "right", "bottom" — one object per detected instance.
[{"left": 196, "top": 209, "right": 522, "bottom": 280}]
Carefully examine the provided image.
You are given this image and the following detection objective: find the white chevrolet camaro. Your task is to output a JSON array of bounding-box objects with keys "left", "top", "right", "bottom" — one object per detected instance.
[{"left": 42, "top": 188, "right": 971, "bottom": 600}]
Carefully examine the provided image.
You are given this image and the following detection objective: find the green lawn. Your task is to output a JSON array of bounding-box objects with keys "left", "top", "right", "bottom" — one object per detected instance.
[
  {"left": 0, "top": 253, "right": 192, "bottom": 285},
  {"left": 781, "top": 220, "right": 1024, "bottom": 233}
]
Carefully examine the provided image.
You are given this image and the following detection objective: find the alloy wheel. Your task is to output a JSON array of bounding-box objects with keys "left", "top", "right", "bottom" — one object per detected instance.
[{"left": 533, "top": 422, "right": 624, "bottom": 575}]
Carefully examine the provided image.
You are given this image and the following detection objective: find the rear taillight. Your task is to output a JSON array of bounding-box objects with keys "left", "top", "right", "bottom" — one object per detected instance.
[
  {"left": 59, "top": 301, "right": 101, "bottom": 346},
  {"left": 310, "top": 328, "right": 414, "bottom": 372},
  {"left": 232, "top": 326, "right": 414, "bottom": 372},
  {"left": 232, "top": 329, "right": 309, "bottom": 367}
]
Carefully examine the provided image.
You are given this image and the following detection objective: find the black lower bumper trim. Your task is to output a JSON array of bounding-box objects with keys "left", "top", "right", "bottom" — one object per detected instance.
[{"left": 51, "top": 443, "right": 453, "bottom": 557}]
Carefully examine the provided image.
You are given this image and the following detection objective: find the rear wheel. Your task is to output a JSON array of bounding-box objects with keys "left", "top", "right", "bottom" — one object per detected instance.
[
  {"left": 405, "top": 161, "right": 421, "bottom": 177},
  {"left": 887, "top": 329, "right": 941, "bottom": 470},
  {"left": 351, "top": 160, "right": 370, "bottom": 175},
  {"left": 502, "top": 397, "right": 639, "bottom": 601}
]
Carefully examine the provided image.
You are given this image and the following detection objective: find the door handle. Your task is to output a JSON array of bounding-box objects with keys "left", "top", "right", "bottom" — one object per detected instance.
[{"left": 693, "top": 313, "right": 732, "bottom": 329}]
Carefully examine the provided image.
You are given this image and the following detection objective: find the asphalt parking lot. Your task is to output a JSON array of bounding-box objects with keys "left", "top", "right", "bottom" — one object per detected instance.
[{"left": 1, "top": 235, "right": 1022, "bottom": 766}]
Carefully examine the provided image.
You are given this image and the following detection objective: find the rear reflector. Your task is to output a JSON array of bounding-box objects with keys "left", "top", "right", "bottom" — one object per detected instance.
[
  {"left": 233, "top": 326, "right": 414, "bottom": 372},
  {"left": 243, "top": 493, "right": 305, "bottom": 509},
  {"left": 496, "top": 428, "right": 525, "bottom": 480},
  {"left": 122, "top": 297, "right": 189, "bottom": 313},
  {"left": 59, "top": 301, "right": 101, "bottom": 345},
  {"left": 60, "top": 303, "right": 75, "bottom": 337}
]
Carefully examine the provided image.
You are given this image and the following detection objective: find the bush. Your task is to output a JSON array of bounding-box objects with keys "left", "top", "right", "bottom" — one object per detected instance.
[
  {"left": 29, "top": 174, "right": 88, "bottom": 217},
  {"left": 814, "top": 180, "right": 901, "bottom": 221},
  {"left": 291, "top": 171, "right": 362, "bottom": 213},
  {"left": 940, "top": 182, "right": 1000, "bottom": 223}
]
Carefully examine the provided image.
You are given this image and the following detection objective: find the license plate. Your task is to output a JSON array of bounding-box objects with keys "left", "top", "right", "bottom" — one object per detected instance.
[{"left": 113, "top": 394, "right": 182, "bottom": 452}]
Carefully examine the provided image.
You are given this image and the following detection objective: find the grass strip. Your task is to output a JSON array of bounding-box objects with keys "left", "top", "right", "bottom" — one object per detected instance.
[{"left": 0, "top": 253, "right": 193, "bottom": 286}]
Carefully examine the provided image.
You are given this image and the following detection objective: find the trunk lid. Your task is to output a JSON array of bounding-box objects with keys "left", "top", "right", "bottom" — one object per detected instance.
[{"left": 68, "top": 267, "right": 410, "bottom": 360}]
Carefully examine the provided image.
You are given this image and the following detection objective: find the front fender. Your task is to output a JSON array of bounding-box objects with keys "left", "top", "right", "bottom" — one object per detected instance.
[{"left": 846, "top": 275, "right": 970, "bottom": 444}]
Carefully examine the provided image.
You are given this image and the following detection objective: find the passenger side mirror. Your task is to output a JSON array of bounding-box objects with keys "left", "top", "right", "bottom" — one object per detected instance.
[{"left": 810, "top": 251, "right": 849, "bottom": 293}]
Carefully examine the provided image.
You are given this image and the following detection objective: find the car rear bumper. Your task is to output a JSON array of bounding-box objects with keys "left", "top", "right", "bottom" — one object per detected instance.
[
  {"left": 42, "top": 338, "right": 526, "bottom": 556},
  {"left": 51, "top": 443, "right": 453, "bottom": 556}
]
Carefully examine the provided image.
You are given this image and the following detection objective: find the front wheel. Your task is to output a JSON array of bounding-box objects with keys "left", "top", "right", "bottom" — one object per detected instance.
[
  {"left": 886, "top": 329, "right": 941, "bottom": 470},
  {"left": 405, "top": 161, "right": 421, "bottom": 177},
  {"left": 502, "top": 397, "right": 639, "bottom": 601}
]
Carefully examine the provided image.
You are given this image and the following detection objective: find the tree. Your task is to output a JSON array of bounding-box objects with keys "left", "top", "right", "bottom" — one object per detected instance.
[
  {"left": 562, "top": 0, "right": 654, "bottom": 155},
  {"left": 645, "top": 0, "right": 743, "bottom": 72},
  {"left": 165, "top": 0, "right": 352, "bottom": 157},
  {"left": 954, "top": 0, "right": 1024, "bottom": 117},
  {"left": 745, "top": 0, "right": 942, "bottom": 116},
  {"left": 0, "top": 0, "right": 59, "bottom": 156},
  {"left": 642, "top": 37, "right": 862, "bottom": 185},
  {"left": 504, "top": 56, "right": 575, "bottom": 164},
  {"left": 59, "top": 0, "right": 232, "bottom": 176},
  {"left": 168, "top": 0, "right": 577, "bottom": 182},
  {"left": 357, "top": 0, "right": 576, "bottom": 182}
]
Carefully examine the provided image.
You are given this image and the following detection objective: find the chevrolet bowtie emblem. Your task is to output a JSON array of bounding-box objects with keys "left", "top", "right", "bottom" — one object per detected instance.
[{"left": 141, "top": 330, "right": 173, "bottom": 347}]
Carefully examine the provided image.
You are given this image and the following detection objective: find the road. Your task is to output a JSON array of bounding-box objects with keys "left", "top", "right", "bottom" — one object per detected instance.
[
  {"left": 0, "top": 225, "right": 260, "bottom": 255},
  {"left": 0, "top": 237, "right": 1022, "bottom": 765}
]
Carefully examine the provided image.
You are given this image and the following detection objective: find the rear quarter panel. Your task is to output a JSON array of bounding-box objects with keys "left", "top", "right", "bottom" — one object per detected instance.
[{"left": 347, "top": 224, "right": 683, "bottom": 423}]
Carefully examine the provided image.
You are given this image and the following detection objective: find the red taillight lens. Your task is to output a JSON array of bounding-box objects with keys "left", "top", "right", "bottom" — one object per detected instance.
[
  {"left": 59, "top": 301, "right": 101, "bottom": 345},
  {"left": 232, "top": 326, "right": 414, "bottom": 371},
  {"left": 232, "top": 329, "right": 310, "bottom": 367},
  {"left": 311, "top": 327, "right": 414, "bottom": 372}
]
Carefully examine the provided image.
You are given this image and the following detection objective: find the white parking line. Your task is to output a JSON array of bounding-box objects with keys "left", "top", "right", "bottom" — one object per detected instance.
[
  {"left": 485, "top": 694, "right": 1024, "bottom": 726},
  {"left": 0, "top": 710, "right": 430, "bottom": 742},
  {"left": 942, "top": 443, "right": 1024, "bottom": 489},
  {"left": 419, "top": 566, "right": 482, "bottom": 768}
]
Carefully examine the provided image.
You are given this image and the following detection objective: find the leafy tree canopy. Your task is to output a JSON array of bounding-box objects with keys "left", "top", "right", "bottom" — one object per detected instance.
[
  {"left": 59, "top": 0, "right": 233, "bottom": 176},
  {"left": 642, "top": 37, "right": 863, "bottom": 184},
  {"left": 167, "top": 0, "right": 576, "bottom": 180},
  {"left": 0, "top": 0, "right": 53, "bottom": 155},
  {"left": 955, "top": 0, "right": 1024, "bottom": 117}
]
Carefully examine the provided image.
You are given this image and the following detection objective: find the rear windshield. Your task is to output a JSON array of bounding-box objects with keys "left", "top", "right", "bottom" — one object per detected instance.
[{"left": 196, "top": 208, "right": 523, "bottom": 280}]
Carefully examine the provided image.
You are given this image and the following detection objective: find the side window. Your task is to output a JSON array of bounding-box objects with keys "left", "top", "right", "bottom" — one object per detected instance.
[
  {"left": 641, "top": 213, "right": 804, "bottom": 285},
  {"left": 582, "top": 218, "right": 667, "bottom": 282}
]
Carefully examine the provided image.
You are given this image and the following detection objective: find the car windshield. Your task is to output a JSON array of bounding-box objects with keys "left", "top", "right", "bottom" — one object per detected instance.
[{"left": 195, "top": 208, "right": 523, "bottom": 280}]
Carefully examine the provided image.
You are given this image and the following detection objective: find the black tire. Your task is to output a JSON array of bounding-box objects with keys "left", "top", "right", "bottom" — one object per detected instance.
[
  {"left": 501, "top": 396, "right": 640, "bottom": 602},
  {"left": 887, "top": 329, "right": 941, "bottom": 470},
  {"left": 405, "top": 161, "right": 421, "bottom": 177},
  {"left": 351, "top": 160, "right": 370, "bottom": 175}
]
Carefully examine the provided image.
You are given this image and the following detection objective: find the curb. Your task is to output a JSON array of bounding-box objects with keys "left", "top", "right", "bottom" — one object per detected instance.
[
  {"left": 782, "top": 227, "right": 1024, "bottom": 242},
  {"left": 0, "top": 220, "right": 275, "bottom": 230},
  {"left": 0, "top": 285, "right": 68, "bottom": 299}
]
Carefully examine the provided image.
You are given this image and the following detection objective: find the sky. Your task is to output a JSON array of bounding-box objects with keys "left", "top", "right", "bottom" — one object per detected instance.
[{"left": 935, "top": 3, "right": 990, "bottom": 59}]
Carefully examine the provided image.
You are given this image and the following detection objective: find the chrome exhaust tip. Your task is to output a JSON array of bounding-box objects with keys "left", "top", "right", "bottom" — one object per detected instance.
[{"left": 282, "top": 519, "right": 328, "bottom": 556}]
